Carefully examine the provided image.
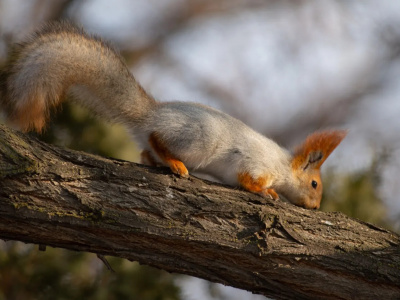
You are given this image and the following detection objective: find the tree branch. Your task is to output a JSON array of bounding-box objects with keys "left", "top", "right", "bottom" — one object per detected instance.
[{"left": 0, "top": 124, "right": 399, "bottom": 300}]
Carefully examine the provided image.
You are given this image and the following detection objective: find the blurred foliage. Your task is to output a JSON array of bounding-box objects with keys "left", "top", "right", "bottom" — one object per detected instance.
[
  {"left": 37, "top": 101, "right": 140, "bottom": 162},
  {"left": 0, "top": 242, "right": 180, "bottom": 300},
  {"left": 321, "top": 153, "right": 393, "bottom": 231}
]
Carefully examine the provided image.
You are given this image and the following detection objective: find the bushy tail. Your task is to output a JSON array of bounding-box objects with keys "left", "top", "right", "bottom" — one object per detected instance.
[{"left": 0, "top": 21, "right": 156, "bottom": 132}]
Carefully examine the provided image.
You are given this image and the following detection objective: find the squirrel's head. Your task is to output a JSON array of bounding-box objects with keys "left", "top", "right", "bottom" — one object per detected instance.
[{"left": 289, "top": 130, "right": 347, "bottom": 209}]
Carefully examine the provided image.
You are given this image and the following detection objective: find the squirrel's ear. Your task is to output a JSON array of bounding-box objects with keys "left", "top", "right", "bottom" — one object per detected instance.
[{"left": 292, "top": 130, "right": 347, "bottom": 170}]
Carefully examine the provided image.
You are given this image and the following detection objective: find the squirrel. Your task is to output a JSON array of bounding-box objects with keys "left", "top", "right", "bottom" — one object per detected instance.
[{"left": 0, "top": 21, "right": 346, "bottom": 209}]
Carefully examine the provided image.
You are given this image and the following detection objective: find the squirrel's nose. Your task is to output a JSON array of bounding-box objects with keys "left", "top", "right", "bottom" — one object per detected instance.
[{"left": 305, "top": 202, "right": 320, "bottom": 210}]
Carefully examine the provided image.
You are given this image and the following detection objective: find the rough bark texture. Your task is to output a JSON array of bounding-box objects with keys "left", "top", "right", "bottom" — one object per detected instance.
[{"left": 0, "top": 124, "right": 399, "bottom": 300}]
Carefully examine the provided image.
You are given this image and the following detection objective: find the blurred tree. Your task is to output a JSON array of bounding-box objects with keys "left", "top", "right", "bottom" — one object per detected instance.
[
  {"left": 321, "top": 151, "right": 393, "bottom": 231},
  {"left": 0, "top": 242, "right": 180, "bottom": 300}
]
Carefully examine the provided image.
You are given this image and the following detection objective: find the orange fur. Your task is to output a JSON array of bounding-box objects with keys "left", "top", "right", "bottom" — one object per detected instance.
[
  {"left": 149, "top": 132, "right": 189, "bottom": 177},
  {"left": 237, "top": 172, "right": 279, "bottom": 200},
  {"left": 292, "top": 130, "right": 347, "bottom": 170},
  {"left": 13, "top": 96, "right": 47, "bottom": 132}
]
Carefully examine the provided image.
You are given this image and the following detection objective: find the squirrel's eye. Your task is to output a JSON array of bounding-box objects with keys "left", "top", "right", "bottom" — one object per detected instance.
[{"left": 311, "top": 180, "right": 318, "bottom": 189}]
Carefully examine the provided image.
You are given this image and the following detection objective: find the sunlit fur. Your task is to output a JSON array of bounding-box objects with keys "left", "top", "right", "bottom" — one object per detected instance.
[{"left": 288, "top": 130, "right": 347, "bottom": 209}]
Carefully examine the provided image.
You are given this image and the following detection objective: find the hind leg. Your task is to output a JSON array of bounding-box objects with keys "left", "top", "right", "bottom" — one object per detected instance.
[{"left": 148, "top": 132, "right": 189, "bottom": 177}]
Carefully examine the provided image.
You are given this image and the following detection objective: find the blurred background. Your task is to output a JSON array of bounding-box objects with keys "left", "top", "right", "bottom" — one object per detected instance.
[{"left": 0, "top": 0, "right": 399, "bottom": 299}]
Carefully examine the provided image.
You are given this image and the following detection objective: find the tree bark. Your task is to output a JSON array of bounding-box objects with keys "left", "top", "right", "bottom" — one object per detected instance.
[{"left": 0, "top": 124, "right": 399, "bottom": 300}]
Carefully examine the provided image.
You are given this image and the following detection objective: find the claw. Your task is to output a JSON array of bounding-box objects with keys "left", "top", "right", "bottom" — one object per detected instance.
[{"left": 262, "top": 188, "right": 279, "bottom": 200}]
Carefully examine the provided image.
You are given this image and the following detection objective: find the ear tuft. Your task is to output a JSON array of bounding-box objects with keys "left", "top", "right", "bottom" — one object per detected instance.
[{"left": 292, "top": 130, "right": 347, "bottom": 170}]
